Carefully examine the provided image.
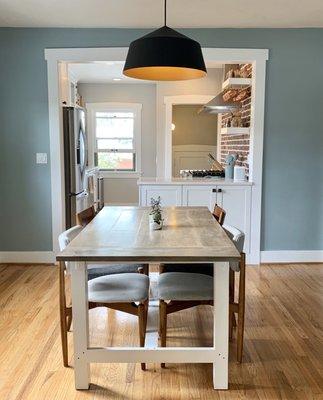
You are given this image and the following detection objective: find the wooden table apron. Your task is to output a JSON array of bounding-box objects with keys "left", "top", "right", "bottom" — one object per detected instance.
[{"left": 57, "top": 206, "right": 240, "bottom": 390}]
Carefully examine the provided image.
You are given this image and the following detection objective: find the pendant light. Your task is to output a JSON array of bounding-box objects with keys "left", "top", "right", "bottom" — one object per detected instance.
[{"left": 123, "top": 0, "right": 207, "bottom": 81}]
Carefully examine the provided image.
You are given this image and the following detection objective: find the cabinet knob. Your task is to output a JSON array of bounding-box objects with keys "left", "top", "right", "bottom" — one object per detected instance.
[
  {"left": 212, "top": 188, "right": 217, "bottom": 193},
  {"left": 217, "top": 188, "right": 222, "bottom": 193}
]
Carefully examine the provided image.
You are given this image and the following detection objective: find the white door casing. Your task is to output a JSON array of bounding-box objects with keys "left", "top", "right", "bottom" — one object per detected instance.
[{"left": 45, "top": 47, "right": 268, "bottom": 264}]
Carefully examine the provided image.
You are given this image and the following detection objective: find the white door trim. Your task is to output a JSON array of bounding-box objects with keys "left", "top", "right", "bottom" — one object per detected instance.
[
  {"left": 45, "top": 47, "right": 268, "bottom": 261},
  {"left": 162, "top": 46, "right": 268, "bottom": 265},
  {"left": 45, "top": 48, "right": 129, "bottom": 254}
]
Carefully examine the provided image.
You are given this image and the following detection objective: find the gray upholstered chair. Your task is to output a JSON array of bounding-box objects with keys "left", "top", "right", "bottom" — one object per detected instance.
[
  {"left": 158, "top": 224, "right": 246, "bottom": 364},
  {"left": 58, "top": 225, "right": 150, "bottom": 370}
]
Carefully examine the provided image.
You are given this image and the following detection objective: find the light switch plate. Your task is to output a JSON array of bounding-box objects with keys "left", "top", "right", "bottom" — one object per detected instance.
[{"left": 36, "top": 153, "right": 47, "bottom": 164}]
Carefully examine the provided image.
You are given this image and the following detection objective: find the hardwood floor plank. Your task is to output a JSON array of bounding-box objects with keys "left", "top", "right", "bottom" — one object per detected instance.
[{"left": 0, "top": 263, "right": 322, "bottom": 399}]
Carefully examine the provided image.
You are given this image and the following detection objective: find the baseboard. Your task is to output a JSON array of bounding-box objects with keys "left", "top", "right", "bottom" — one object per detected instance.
[
  {"left": 0, "top": 251, "right": 56, "bottom": 264},
  {"left": 260, "top": 250, "right": 323, "bottom": 263}
]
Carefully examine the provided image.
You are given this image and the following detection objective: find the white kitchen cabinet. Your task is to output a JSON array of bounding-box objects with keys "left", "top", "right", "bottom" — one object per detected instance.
[
  {"left": 139, "top": 185, "right": 182, "bottom": 206},
  {"left": 215, "top": 186, "right": 251, "bottom": 253},
  {"left": 182, "top": 185, "right": 213, "bottom": 210}
]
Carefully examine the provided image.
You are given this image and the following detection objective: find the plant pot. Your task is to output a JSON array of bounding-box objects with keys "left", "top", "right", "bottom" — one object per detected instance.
[{"left": 149, "top": 215, "right": 163, "bottom": 230}]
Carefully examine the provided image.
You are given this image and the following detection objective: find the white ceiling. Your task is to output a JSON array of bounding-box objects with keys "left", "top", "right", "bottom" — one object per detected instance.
[
  {"left": 1, "top": 0, "right": 323, "bottom": 28},
  {"left": 68, "top": 62, "right": 222, "bottom": 84},
  {"left": 68, "top": 62, "right": 146, "bottom": 84}
]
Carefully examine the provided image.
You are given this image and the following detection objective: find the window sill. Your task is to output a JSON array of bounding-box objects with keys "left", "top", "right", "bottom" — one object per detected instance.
[{"left": 99, "top": 171, "right": 142, "bottom": 179}]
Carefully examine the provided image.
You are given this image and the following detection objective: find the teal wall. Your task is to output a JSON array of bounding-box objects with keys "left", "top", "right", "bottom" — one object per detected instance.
[{"left": 0, "top": 28, "right": 322, "bottom": 251}]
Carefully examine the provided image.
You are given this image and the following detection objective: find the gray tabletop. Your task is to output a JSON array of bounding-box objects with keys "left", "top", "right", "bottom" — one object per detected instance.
[{"left": 57, "top": 206, "right": 240, "bottom": 263}]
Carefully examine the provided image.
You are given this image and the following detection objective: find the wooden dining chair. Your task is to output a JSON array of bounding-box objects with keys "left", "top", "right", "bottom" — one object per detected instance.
[
  {"left": 212, "top": 203, "right": 226, "bottom": 225},
  {"left": 76, "top": 205, "right": 96, "bottom": 227},
  {"left": 158, "top": 225, "right": 246, "bottom": 364}
]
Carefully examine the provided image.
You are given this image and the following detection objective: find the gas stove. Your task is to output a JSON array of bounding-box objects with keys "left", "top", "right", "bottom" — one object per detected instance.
[{"left": 180, "top": 169, "right": 225, "bottom": 178}]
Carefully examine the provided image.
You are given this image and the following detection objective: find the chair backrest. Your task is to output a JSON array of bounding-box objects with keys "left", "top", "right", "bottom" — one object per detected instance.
[
  {"left": 76, "top": 205, "right": 96, "bottom": 227},
  {"left": 223, "top": 224, "right": 245, "bottom": 272},
  {"left": 212, "top": 204, "right": 226, "bottom": 226},
  {"left": 58, "top": 225, "right": 83, "bottom": 272}
]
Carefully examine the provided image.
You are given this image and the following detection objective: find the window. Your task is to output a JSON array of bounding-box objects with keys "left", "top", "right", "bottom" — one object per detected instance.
[{"left": 88, "top": 103, "right": 142, "bottom": 174}]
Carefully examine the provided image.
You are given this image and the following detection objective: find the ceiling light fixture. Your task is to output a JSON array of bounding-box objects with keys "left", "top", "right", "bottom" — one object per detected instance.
[
  {"left": 113, "top": 78, "right": 122, "bottom": 81},
  {"left": 123, "top": 0, "right": 207, "bottom": 81}
]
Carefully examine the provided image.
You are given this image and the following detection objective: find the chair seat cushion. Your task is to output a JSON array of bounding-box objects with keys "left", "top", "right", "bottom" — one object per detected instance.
[
  {"left": 158, "top": 272, "right": 213, "bottom": 301},
  {"left": 162, "top": 263, "right": 213, "bottom": 276},
  {"left": 88, "top": 273, "right": 149, "bottom": 303},
  {"left": 87, "top": 264, "right": 146, "bottom": 280}
]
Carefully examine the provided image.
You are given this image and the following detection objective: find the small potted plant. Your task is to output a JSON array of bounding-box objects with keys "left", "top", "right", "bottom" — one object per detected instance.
[{"left": 149, "top": 196, "right": 163, "bottom": 230}]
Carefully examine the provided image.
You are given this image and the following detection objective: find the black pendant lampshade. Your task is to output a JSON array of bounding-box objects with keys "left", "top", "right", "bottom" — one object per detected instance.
[{"left": 123, "top": 1, "right": 207, "bottom": 81}]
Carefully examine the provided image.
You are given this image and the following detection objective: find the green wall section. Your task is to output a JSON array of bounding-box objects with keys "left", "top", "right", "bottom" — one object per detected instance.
[{"left": 0, "top": 28, "right": 322, "bottom": 251}]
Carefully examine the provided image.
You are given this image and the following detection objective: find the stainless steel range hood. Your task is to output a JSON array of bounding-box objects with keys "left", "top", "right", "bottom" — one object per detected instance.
[{"left": 199, "top": 93, "right": 240, "bottom": 114}]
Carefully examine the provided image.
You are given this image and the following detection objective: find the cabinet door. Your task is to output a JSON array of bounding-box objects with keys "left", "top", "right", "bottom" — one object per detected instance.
[
  {"left": 216, "top": 186, "right": 251, "bottom": 253},
  {"left": 183, "top": 185, "right": 213, "bottom": 210},
  {"left": 140, "top": 185, "right": 182, "bottom": 207}
]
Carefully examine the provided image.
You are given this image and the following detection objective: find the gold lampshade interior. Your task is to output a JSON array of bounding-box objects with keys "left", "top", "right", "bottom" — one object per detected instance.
[{"left": 123, "top": 66, "right": 207, "bottom": 81}]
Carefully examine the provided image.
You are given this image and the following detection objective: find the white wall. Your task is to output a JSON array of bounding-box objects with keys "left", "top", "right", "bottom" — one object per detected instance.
[
  {"left": 156, "top": 68, "right": 223, "bottom": 177},
  {"left": 78, "top": 83, "right": 156, "bottom": 204}
]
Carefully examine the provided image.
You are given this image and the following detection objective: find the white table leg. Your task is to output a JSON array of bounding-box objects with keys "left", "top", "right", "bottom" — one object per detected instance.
[
  {"left": 70, "top": 261, "right": 90, "bottom": 390},
  {"left": 213, "top": 261, "right": 229, "bottom": 389}
]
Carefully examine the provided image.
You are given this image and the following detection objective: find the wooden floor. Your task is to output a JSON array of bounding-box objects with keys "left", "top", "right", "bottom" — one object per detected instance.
[{"left": 0, "top": 264, "right": 322, "bottom": 400}]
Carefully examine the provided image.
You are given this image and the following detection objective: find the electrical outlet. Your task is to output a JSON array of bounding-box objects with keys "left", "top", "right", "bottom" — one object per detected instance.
[{"left": 36, "top": 153, "right": 47, "bottom": 164}]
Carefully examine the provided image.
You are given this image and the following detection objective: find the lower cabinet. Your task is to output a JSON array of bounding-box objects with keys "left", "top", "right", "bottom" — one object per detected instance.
[
  {"left": 139, "top": 183, "right": 251, "bottom": 254},
  {"left": 139, "top": 185, "right": 182, "bottom": 207},
  {"left": 182, "top": 185, "right": 213, "bottom": 209},
  {"left": 215, "top": 186, "right": 251, "bottom": 254}
]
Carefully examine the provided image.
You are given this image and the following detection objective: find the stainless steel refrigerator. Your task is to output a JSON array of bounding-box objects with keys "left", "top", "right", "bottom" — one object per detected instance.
[{"left": 63, "top": 106, "right": 89, "bottom": 229}]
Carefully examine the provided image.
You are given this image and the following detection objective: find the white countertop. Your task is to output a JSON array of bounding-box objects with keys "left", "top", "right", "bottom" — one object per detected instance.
[{"left": 137, "top": 177, "right": 253, "bottom": 186}]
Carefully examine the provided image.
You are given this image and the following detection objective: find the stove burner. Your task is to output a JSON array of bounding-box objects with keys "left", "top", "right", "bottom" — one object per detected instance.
[{"left": 189, "top": 169, "right": 225, "bottom": 178}]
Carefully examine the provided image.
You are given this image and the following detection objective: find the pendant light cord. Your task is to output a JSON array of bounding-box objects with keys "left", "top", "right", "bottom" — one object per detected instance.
[{"left": 164, "top": 0, "right": 167, "bottom": 26}]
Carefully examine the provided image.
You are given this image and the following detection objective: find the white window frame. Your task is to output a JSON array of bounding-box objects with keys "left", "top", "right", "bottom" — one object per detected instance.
[{"left": 87, "top": 102, "right": 142, "bottom": 178}]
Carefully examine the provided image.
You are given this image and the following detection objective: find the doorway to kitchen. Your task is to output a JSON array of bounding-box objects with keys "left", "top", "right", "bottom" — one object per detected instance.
[{"left": 45, "top": 47, "right": 268, "bottom": 263}]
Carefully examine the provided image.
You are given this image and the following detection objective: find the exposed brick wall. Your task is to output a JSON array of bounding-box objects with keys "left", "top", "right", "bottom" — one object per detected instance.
[{"left": 220, "top": 64, "right": 252, "bottom": 178}]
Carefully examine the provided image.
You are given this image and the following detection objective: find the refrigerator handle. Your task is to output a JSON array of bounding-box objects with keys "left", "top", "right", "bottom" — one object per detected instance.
[
  {"left": 76, "top": 148, "right": 80, "bottom": 165},
  {"left": 68, "top": 190, "right": 85, "bottom": 197}
]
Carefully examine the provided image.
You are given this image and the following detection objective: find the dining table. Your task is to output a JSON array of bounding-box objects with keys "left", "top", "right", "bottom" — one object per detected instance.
[{"left": 56, "top": 206, "right": 240, "bottom": 390}]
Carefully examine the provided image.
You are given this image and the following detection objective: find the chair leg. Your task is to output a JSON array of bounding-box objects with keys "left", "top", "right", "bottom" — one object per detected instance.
[
  {"left": 144, "top": 299, "right": 149, "bottom": 333},
  {"left": 237, "top": 253, "right": 246, "bottom": 363},
  {"left": 138, "top": 303, "right": 146, "bottom": 371},
  {"left": 159, "top": 300, "right": 167, "bottom": 368},
  {"left": 59, "top": 262, "right": 68, "bottom": 367},
  {"left": 229, "top": 312, "right": 233, "bottom": 341},
  {"left": 66, "top": 311, "right": 72, "bottom": 332}
]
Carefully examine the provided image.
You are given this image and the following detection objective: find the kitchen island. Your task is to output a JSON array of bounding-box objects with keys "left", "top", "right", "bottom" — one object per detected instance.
[{"left": 138, "top": 177, "right": 253, "bottom": 260}]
